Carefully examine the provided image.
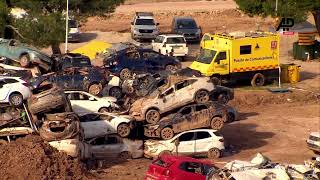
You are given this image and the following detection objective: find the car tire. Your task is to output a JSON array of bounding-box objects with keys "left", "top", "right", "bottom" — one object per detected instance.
[
  {"left": 88, "top": 83, "right": 102, "bottom": 96},
  {"left": 208, "top": 148, "right": 221, "bottom": 159},
  {"left": 117, "top": 123, "right": 131, "bottom": 138},
  {"left": 109, "top": 86, "right": 122, "bottom": 99},
  {"left": 20, "top": 54, "right": 31, "bottom": 68},
  {"left": 217, "top": 93, "right": 229, "bottom": 104},
  {"left": 118, "top": 151, "right": 131, "bottom": 160},
  {"left": 210, "top": 117, "right": 224, "bottom": 130},
  {"left": 39, "top": 120, "right": 80, "bottom": 141},
  {"left": 9, "top": 93, "right": 23, "bottom": 107},
  {"left": 120, "top": 68, "right": 132, "bottom": 80},
  {"left": 251, "top": 73, "right": 265, "bottom": 87},
  {"left": 195, "top": 90, "right": 210, "bottom": 103},
  {"left": 160, "top": 127, "right": 174, "bottom": 140},
  {"left": 165, "top": 64, "right": 177, "bottom": 72},
  {"left": 226, "top": 112, "right": 235, "bottom": 123},
  {"left": 145, "top": 109, "right": 161, "bottom": 124}
]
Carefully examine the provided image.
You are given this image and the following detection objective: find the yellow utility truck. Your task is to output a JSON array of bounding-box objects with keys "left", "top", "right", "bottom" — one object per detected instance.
[{"left": 190, "top": 32, "right": 280, "bottom": 86}]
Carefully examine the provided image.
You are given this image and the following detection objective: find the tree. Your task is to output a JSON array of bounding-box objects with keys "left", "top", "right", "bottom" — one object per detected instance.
[
  {"left": 0, "top": 0, "right": 124, "bottom": 53},
  {"left": 235, "top": 0, "right": 320, "bottom": 33}
]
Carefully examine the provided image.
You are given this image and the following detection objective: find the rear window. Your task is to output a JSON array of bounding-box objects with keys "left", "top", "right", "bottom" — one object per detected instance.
[
  {"left": 153, "top": 158, "right": 173, "bottom": 168},
  {"left": 166, "top": 37, "right": 186, "bottom": 44}
]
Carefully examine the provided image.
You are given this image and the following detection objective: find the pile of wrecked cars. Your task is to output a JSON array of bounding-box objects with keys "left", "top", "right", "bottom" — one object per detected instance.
[{"left": 0, "top": 39, "right": 238, "bottom": 164}]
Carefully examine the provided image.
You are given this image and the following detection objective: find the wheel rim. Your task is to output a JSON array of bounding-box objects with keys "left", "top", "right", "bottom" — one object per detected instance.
[
  {"left": 11, "top": 95, "right": 22, "bottom": 106},
  {"left": 118, "top": 124, "right": 130, "bottom": 137},
  {"left": 196, "top": 91, "right": 209, "bottom": 103},
  {"left": 209, "top": 148, "right": 220, "bottom": 158},
  {"left": 211, "top": 118, "right": 223, "bottom": 129},
  {"left": 146, "top": 111, "right": 159, "bottom": 124},
  {"left": 89, "top": 84, "right": 101, "bottom": 95},
  {"left": 161, "top": 128, "right": 173, "bottom": 139},
  {"left": 166, "top": 65, "right": 176, "bottom": 72},
  {"left": 121, "top": 69, "right": 131, "bottom": 79}
]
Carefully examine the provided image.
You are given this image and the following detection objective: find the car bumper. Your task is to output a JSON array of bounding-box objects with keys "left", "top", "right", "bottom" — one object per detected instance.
[{"left": 133, "top": 33, "right": 158, "bottom": 39}]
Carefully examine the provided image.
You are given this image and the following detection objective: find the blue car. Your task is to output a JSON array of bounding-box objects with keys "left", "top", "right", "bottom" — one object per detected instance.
[{"left": 103, "top": 48, "right": 181, "bottom": 80}]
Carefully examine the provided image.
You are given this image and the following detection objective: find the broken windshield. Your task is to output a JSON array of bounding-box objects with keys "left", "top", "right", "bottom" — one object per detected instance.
[{"left": 196, "top": 49, "right": 216, "bottom": 64}]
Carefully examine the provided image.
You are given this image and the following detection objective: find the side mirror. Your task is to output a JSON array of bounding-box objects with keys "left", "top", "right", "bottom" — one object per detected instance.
[{"left": 89, "top": 97, "right": 95, "bottom": 101}]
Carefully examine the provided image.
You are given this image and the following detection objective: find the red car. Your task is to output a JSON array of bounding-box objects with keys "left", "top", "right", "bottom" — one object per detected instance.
[{"left": 144, "top": 155, "right": 217, "bottom": 180}]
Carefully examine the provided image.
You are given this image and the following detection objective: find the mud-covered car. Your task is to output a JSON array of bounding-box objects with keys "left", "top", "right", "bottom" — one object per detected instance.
[
  {"left": 129, "top": 76, "right": 234, "bottom": 124},
  {"left": 31, "top": 67, "right": 108, "bottom": 96},
  {"left": 144, "top": 102, "right": 226, "bottom": 140},
  {"left": 0, "top": 39, "right": 53, "bottom": 71},
  {"left": 54, "top": 53, "right": 91, "bottom": 71},
  {"left": 103, "top": 48, "right": 181, "bottom": 80}
]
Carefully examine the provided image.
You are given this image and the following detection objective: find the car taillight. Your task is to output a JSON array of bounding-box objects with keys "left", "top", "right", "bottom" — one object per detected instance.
[
  {"left": 219, "top": 138, "right": 224, "bottom": 142},
  {"left": 163, "top": 169, "right": 172, "bottom": 177}
]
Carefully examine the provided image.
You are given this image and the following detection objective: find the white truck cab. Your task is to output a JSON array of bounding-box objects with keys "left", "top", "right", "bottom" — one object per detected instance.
[{"left": 152, "top": 34, "right": 188, "bottom": 60}]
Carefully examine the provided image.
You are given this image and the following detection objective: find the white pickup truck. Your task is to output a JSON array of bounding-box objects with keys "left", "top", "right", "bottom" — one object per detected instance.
[{"left": 152, "top": 34, "right": 188, "bottom": 60}]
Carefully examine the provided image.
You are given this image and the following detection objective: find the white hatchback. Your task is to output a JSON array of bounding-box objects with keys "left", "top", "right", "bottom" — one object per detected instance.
[
  {"left": 144, "top": 129, "right": 225, "bottom": 159},
  {"left": 152, "top": 34, "right": 188, "bottom": 59},
  {"left": 0, "top": 76, "right": 31, "bottom": 106},
  {"left": 65, "top": 90, "right": 119, "bottom": 114}
]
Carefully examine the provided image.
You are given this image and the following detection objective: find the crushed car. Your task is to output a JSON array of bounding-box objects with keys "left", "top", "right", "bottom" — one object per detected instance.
[
  {"left": 144, "top": 129, "right": 225, "bottom": 159},
  {"left": 144, "top": 102, "right": 227, "bottom": 140},
  {"left": 79, "top": 113, "right": 135, "bottom": 139},
  {"left": 103, "top": 47, "right": 181, "bottom": 80},
  {"left": 307, "top": 132, "right": 320, "bottom": 154},
  {"left": 0, "top": 39, "right": 54, "bottom": 72},
  {"left": 129, "top": 76, "right": 234, "bottom": 124}
]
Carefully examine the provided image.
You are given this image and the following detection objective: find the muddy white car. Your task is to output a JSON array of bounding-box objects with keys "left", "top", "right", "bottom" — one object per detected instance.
[
  {"left": 49, "top": 138, "right": 85, "bottom": 158},
  {"left": 79, "top": 113, "right": 134, "bottom": 139},
  {"left": 307, "top": 132, "right": 320, "bottom": 153},
  {"left": 144, "top": 129, "right": 225, "bottom": 159},
  {"left": 65, "top": 90, "right": 119, "bottom": 114},
  {"left": 129, "top": 76, "right": 233, "bottom": 124},
  {"left": 0, "top": 76, "right": 31, "bottom": 106},
  {"left": 152, "top": 34, "right": 188, "bottom": 60},
  {"left": 86, "top": 134, "right": 143, "bottom": 160}
]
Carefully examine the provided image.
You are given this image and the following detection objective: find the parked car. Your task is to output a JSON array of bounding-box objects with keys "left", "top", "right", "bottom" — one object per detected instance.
[
  {"left": 131, "top": 12, "right": 159, "bottom": 40},
  {"left": 144, "top": 129, "right": 225, "bottom": 159},
  {"left": 152, "top": 34, "right": 188, "bottom": 60},
  {"left": 86, "top": 134, "right": 143, "bottom": 159},
  {"left": 65, "top": 90, "right": 119, "bottom": 114},
  {"left": 0, "top": 38, "right": 53, "bottom": 71},
  {"left": 79, "top": 113, "right": 134, "bottom": 139},
  {"left": 55, "top": 53, "right": 91, "bottom": 71},
  {"left": 145, "top": 155, "right": 217, "bottom": 180},
  {"left": 31, "top": 67, "right": 108, "bottom": 96},
  {"left": 49, "top": 138, "right": 85, "bottom": 158},
  {"left": 129, "top": 76, "right": 234, "bottom": 124},
  {"left": 103, "top": 48, "right": 181, "bottom": 80},
  {"left": 68, "top": 19, "right": 81, "bottom": 42},
  {"left": 307, "top": 132, "right": 320, "bottom": 154},
  {"left": 144, "top": 102, "right": 227, "bottom": 140},
  {"left": 171, "top": 17, "right": 202, "bottom": 42},
  {"left": 0, "top": 76, "right": 31, "bottom": 106}
]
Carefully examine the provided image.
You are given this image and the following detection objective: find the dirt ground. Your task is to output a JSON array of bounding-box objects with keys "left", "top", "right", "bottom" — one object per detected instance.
[{"left": 20, "top": 0, "right": 320, "bottom": 179}]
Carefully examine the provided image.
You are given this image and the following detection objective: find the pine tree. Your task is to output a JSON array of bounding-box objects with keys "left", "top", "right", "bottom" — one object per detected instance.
[{"left": 0, "top": 0, "right": 124, "bottom": 53}]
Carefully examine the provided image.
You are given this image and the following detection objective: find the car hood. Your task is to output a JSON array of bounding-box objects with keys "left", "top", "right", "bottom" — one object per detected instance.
[
  {"left": 176, "top": 28, "right": 199, "bottom": 34},
  {"left": 134, "top": 25, "right": 157, "bottom": 30}
]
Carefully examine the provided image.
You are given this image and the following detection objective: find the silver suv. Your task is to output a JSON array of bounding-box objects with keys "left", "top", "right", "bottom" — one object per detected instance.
[{"left": 131, "top": 12, "right": 159, "bottom": 40}]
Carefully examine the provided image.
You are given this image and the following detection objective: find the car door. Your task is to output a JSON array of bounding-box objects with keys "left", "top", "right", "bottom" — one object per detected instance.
[
  {"left": 55, "top": 72, "right": 73, "bottom": 90},
  {"left": 176, "top": 132, "right": 195, "bottom": 155},
  {"left": 159, "top": 87, "right": 176, "bottom": 112},
  {"left": 100, "top": 136, "right": 124, "bottom": 159},
  {"left": 193, "top": 104, "right": 211, "bottom": 128},
  {"left": 176, "top": 162, "right": 206, "bottom": 180},
  {"left": 174, "top": 80, "right": 194, "bottom": 105},
  {"left": 80, "top": 115, "right": 114, "bottom": 139},
  {"left": 66, "top": 92, "right": 99, "bottom": 114},
  {"left": 152, "top": 36, "right": 164, "bottom": 53},
  {"left": 89, "top": 136, "right": 109, "bottom": 159},
  {"left": 0, "top": 79, "right": 10, "bottom": 101},
  {"left": 195, "top": 131, "right": 213, "bottom": 154},
  {"left": 173, "top": 106, "right": 193, "bottom": 132},
  {"left": 125, "top": 51, "right": 144, "bottom": 73},
  {"left": 71, "top": 71, "right": 85, "bottom": 90}
]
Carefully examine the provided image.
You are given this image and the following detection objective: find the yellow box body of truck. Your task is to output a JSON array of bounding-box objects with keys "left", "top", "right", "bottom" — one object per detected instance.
[{"left": 190, "top": 32, "right": 280, "bottom": 86}]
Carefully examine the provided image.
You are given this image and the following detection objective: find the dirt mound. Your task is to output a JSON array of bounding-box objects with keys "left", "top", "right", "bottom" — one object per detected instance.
[
  {"left": 0, "top": 135, "right": 86, "bottom": 180},
  {"left": 230, "top": 90, "right": 319, "bottom": 110}
]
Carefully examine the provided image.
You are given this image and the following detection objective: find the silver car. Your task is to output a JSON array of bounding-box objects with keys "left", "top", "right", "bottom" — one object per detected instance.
[
  {"left": 129, "top": 76, "right": 233, "bottom": 124},
  {"left": 131, "top": 12, "right": 159, "bottom": 40}
]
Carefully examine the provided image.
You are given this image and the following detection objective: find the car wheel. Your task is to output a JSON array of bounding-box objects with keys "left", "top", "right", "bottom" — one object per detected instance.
[
  {"left": 208, "top": 148, "right": 221, "bottom": 159},
  {"left": 211, "top": 77, "right": 221, "bottom": 85},
  {"left": 118, "top": 151, "right": 131, "bottom": 160},
  {"left": 226, "top": 112, "right": 235, "bottom": 123},
  {"left": 145, "top": 109, "right": 160, "bottom": 124},
  {"left": 9, "top": 93, "right": 23, "bottom": 107},
  {"left": 117, "top": 123, "right": 131, "bottom": 138},
  {"left": 165, "top": 64, "right": 177, "bottom": 72},
  {"left": 88, "top": 83, "right": 102, "bottom": 96},
  {"left": 251, "top": 73, "right": 265, "bottom": 87},
  {"left": 160, "top": 127, "right": 174, "bottom": 140},
  {"left": 109, "top": 86, "right": 122, "bottom": 99},
  {"left": 195, "top": 90, "right": 210, "bottom": 103},
  {"left": 210, "top": 117, "right": 224, "bottom": 130},
  {"left": 120, "top": 68, "right": 132, "bottom": 80},
  {"left": 217, "top": 93, "right": 229, "bottom": 104},
  {"left": 20, "top": 54, "right": 31, "bottom": 67}
]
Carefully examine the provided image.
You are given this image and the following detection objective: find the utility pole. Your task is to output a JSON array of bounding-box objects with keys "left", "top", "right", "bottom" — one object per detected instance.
[{"left": 65, "top": 0, "right": 69, "bottom": 53}]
